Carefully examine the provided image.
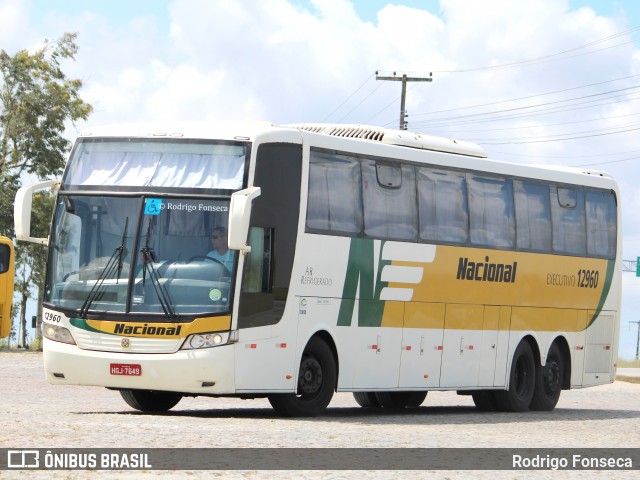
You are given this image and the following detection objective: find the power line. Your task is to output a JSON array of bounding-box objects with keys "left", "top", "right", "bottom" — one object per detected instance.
[
  {"left": 427, "top": 110, "right": 640, "bottom": 135},
  {"left": 576, "top": 155, "right": 640, "bottom": 167},
  {"left": 440, "top": 40, "right": 634, "bottom": 73},
  {"left": 365, "top": 94, "right": 402, "bottom": 124},
  {"left": 335, "top": 81, "right": 385, "bottom": 123},
  {"left": 434, "top": 25, "right": 640, "bottom": 73},
  {"left": 467, "top": 119, "right": 640, "bottom": 142},
  {"left": 375, "top": 72, "right": 433, "bottom": 130},
  {"left": 410, "top": 73, "right": 640, "bottom": 119},
  {"left": 475, "top": 124, "right": 640, "bottom": 145},
  {"left": 364, "top": 82, "right": 421, "bottom": 124},
  {"left": 488, "top": 147, "right": 640, "bottom": 160},
  {"left": 480, "top": 143, "right": 640, "bottom": 167},
  {"left": 320, "top": 73, "right": 374, "bottom": 122},
  {"left": 322, "top": 24, "right": 640, "bottom": 127},
  {"left": 412, "top": 93, "right": 640, "bottom": 133},
  {"left": 410, "top": 85, "right": 640, "bottom": 128}
]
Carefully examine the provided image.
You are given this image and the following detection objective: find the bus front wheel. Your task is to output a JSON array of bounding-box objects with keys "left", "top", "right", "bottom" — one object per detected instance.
[
  {"left": 494, "top": 340, "right": 536, "bottom": 412},
  {"left": 120, "top": 389, "right": 182, "bottom": 412},
  {"left": 353, "top": 392, "right": 381, "bottom": 408},
  {"left": 471, "top": 390, "right": 499, "bottom": 411},
  {"left": 268, "top": 336, "right": 337, "bottom": 417},
  {"left": 375, "top": 391, "right": 428, "bottom": 408}
]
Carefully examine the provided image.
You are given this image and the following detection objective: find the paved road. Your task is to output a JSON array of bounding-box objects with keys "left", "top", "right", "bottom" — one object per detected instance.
[
  {"left": 1, "top": 352, "right": 639, "bottom": 479},
  {"left": 618, "top": 368, "right": 640, "bottom": 377}
]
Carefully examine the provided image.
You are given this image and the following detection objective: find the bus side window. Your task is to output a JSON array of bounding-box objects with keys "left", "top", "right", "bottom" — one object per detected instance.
[
  {"left": 417, "top": 167, "right": 468, "bottom": 244},
  {"left": 0, "top": 243, "right": 9, "bottom": 274},
  {"left": 551, "top": 187, "right": 586, "bottom": 256},
  {"left": 242, "top": 227, "right": 272, "bottom": 294},
  {"left": 468, "top": 174, "right": 515, "bottom": 249},
  {"left": 514, "top": 181, "right": 551, "bottom": 252},
  {"left": 362, "top": 159, "right": 417, "bottom": 241},
  {"left": 238, "top": 227, "right": 275, "bottom": 327},
  {"left": 585, "top": 190, "right": 617, "bottom": 258},
  {"left": 306, "top": 151, "right": 362, "bottom": 236}
]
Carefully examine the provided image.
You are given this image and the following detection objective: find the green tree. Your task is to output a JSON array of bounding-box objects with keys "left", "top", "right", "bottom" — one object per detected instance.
[
  {"left": 0, "top": 32, "right": 92, "bottom": 233},
  {"left": 0, "top": 33, "right": 92, "bottom": 342}
]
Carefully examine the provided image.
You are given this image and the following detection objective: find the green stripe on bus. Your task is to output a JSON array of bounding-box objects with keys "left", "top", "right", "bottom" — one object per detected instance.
[
  {"left": 337, "top": 238, "right": 389, "bottom": 327},
  {"left": 587, "top": 259, "right": 616, "bottom": 329},
  {"left": 69, "top": 318, "right": 110, "bottom": 334}
]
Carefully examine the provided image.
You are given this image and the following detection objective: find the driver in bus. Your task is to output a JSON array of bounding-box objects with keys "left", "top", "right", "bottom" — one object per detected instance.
[{"left": 207, "top": 226, "right": 234, "bottom": 272}]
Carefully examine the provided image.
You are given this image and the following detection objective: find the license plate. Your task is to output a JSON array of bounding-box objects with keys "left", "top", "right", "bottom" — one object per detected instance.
[{"left": 110, "top": 363, "right": 142, "bottom": 376}]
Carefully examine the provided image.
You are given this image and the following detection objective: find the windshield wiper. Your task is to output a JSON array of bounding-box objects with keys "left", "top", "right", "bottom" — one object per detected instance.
[
  {"left": 79, "top": 217, "right": 129, "bottom": 318},
  {"left": 140, "top": 218, "right": 178, "bottom": 319}
]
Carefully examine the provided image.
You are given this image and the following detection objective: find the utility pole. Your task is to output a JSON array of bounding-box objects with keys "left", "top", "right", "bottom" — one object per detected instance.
[
  {"left": 375, "top": 71, "right": 432, "bottom": 130},
  {"left": 631, "top": 320, "right": 640, "bottom": 360}
]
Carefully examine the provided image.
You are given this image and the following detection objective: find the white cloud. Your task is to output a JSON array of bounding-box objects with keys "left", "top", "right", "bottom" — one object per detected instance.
[
  {"left": 146, "top": 65, "right": 231, "bottom": 121},
  {"left": 0, "top": 0, "right": 32, "bottom": 53},
  {"left": 4, "top": 0, "right": 640, "bottom": 354}
]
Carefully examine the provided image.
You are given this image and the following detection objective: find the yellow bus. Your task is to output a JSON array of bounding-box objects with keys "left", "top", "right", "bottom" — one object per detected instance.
[
  {"left": 0, "top": 236, "right": 15, "bottom": 338},
  {"left": 15, "top": 123, "right": 621, "bottom": 416}
]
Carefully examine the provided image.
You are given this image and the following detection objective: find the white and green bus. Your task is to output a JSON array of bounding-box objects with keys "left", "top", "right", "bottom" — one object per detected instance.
[{"left": 15, "top": 122, "right": 621, "bottom": 416}]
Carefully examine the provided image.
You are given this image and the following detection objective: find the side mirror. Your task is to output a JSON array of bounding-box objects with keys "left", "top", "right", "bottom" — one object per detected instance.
[
  {"left": 14, "top": 179, "right": 60, "bottom": 245},
  {"left": 228, "top": 186, "right": 261, "bottom": 254}
]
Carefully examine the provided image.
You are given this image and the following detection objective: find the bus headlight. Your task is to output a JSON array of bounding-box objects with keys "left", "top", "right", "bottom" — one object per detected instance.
[
  {"left": 42, "top": 323, "right": 76, "bottom": 345},
  {"left": 181, "top": 330, "right": 238, "bottom": 350}
]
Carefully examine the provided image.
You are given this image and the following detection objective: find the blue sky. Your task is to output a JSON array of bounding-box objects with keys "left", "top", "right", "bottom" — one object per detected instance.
[
  {"left": 2, "top": 0, "right": 640, "bottom": 359},
  {"left": 22, "top": 0, "right": 640, "bottom": 26},
  {"left": 21, "top": 0, "right": 640, "bottom": 34}
]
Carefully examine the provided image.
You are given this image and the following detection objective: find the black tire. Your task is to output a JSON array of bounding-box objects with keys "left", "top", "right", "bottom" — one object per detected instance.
[
  {"left": 530, "top": 343, "right": 564, "bottom": 411},
  {"left": 472, "top": 390, "right": 499, "bottom": 411},
  {"left": 119, "top": 389, "right": 182, "bottom": 412},
  {"left": 268, "top": 337, "right": 337, "bottom": 417},
  {"left": 353, "top": 392, "right": 381, "bottom": 408},
  {"left": 494, "top": 341, "right": 536, "bottom": 412},
  {"left": 375, "top": 391, "right": 428, "bottom": 408}
]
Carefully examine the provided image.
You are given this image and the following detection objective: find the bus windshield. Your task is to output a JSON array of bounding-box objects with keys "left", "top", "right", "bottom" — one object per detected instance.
[
  {"left": 62, "top": 138, "right": 246, "bottom": 190},
  {"left": 44, "top": 138, "right": 248, "bottom": 317},
  {"left": 45, "top": 195, "right": 235, "bottom": 317}
]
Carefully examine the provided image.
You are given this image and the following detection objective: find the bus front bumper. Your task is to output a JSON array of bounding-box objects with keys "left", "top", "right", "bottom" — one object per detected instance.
[{"left": 43, "top": 337, "right": 236, "bottom": 394}]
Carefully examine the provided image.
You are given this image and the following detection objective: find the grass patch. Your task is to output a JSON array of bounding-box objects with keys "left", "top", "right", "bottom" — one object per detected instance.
[
  {"left": 616, "top": 376, "right": 640, "bottom": 384},
  {"left": 618, "top": 359, "right": 640, "bottom": 368}
]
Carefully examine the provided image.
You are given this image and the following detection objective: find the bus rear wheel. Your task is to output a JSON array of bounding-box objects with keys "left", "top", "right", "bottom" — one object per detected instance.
[
  {"left": 494, "top": 340, "right": 535, "bottom": 412},
  {"left": 530, "top": 343, "right": 564, "bottom": 411},
  {"left": 375, "top": 391, "right": 428, "bottom": 408},
  {"left": 120, "top": 389, "right": 182, "bottom": 412},
  {"left": 268, "top": 337, "right": 337, "bottom": 417}
]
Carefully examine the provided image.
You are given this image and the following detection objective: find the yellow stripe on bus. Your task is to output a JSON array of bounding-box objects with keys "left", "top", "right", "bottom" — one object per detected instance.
[{"left": 81, "top": 315, "right": 232, "bottom": 338}]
